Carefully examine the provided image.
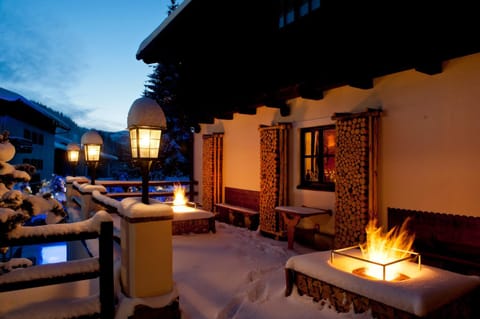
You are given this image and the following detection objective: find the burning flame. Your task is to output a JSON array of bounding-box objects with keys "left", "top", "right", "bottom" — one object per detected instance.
[
  {"left": 359, "top": 217, "right": 415, "bottom": 281},
  {"left": 172, "top": 183, "right": 187, "bottom": 206}
]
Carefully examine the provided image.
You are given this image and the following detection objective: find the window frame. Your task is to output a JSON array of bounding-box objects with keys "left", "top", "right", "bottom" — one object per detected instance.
[{"left": 298, "top": 124, "right": 336, "bottom": 192}]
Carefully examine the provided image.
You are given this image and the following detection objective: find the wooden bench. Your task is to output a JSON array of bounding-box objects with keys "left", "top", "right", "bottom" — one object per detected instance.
[
  {"left": 215, "top": 187, "right": 259, "bottom": 230},
  {"left": 0, "top": 211, "right": 114, "bottom": 318},
  {"left": 388, "top": 207, "right": 480, "bottom": 276}
]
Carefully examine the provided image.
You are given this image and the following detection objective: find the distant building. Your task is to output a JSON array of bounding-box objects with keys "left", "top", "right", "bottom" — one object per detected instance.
[{"left": 0, "top": 87, "right": 70, "bottom": 185}]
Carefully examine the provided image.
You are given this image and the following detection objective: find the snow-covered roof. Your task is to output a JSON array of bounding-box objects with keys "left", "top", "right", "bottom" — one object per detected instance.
[
  {"left": 0, "top": 87, "right": 70, "bottom": 131},
  {"left": 136, "top": 0, "right": 191, "bottom": 60}
]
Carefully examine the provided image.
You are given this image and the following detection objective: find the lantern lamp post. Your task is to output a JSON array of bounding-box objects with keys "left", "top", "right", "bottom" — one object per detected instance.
[
  {"left": 81, "top": 130, "right": 103, "bottom": 185},
  {"left": 66, "top": 142, "right": 80, "bottom": 176},
  {"left": 127, "top": 97, "right": 167, "bottom": 204}
]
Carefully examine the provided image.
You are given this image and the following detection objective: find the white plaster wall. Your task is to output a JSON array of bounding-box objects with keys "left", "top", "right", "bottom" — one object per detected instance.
[
  {"left": 377, "top": 53, "right": 480, "bottom": 221},
  {"left": 194, "top": 52, "right": 480, "bottom": 228}
]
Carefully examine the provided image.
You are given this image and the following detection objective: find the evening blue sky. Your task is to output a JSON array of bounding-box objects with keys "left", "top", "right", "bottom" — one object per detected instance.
[{"left": 0, "top": 0, "right": 171, "bottom": 132}]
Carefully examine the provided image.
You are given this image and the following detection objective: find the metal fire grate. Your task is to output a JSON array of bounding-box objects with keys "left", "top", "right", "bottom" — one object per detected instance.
[{"left": 331, "top": 245, "right": 421, "bottom": 281}]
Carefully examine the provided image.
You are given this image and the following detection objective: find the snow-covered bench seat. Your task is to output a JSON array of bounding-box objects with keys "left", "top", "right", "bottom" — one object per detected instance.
[
  {"left": 285, "top": 250, "right": 480, "bottom": 318},
  {"left": 215, "top": 187, "right": 259, "bottom": 230},
  {"left": 0, "top": 211, "right": 114, "bottom": 319}
]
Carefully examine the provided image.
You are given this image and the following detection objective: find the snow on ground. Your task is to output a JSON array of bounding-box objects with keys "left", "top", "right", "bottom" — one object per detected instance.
[{"left": 171, "top": 221, "right": 373, "bottom": 319}]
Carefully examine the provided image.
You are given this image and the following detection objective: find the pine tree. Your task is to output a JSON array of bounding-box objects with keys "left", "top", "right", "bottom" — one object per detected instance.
[
  {"left": 142, "top": 0, "right": 193, "bottom": 179},
  {"left": 143, "top": 61, "right": 191, "bottom": 179},
  {"left": 167, "top": 0, "right": 179, "bottom": 16}
]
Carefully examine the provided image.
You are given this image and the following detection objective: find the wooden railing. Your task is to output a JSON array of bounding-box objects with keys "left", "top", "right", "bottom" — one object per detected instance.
[
  {"left": 94, "top": 179, "right": 198, "bottom": 202},
  {"left": 0, "top": 211, "right": 114, "bottom": 318}
]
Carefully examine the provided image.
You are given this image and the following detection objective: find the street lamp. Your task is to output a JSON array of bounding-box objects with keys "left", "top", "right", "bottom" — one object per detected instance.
[
  {"left": 127, "top": 97, "right": 167, "bottom": 204},
  {"left": 81, "top": 129, "right": 103, "bottom": 185},
  {"left": 66, "top": 142, "right": 80, "bottom": 176}
]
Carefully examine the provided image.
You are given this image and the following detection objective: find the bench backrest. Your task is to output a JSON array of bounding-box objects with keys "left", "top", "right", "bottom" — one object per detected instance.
[
  {"left": 224, "top": 187, "right": 259, "bottom": 211},
  {"left": 388, "top": 207, "right": 480, "bottom": 275}
]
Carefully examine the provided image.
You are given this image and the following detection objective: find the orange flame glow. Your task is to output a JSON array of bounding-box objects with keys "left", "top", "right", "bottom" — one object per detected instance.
[
  {"left": 359, "top": 217, "right": 415, "bottom": 281},
  {"left": 173, "top": 183, "right": 187, "bottom": 206}
]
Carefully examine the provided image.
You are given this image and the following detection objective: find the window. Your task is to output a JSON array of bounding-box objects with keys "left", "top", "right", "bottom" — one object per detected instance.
[
  {"left": 24, "top": 129, "right": 44, "bottom": 145},
  {"left": 278, "top": 0, "right": 321, "bottom": 28},
  {"left": 299, "top": 125, "right": 336, "bottom": 191}
]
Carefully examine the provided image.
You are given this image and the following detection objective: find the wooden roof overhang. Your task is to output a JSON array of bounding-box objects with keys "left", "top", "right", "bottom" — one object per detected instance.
[{"left": 136, "top": 0, "right": 480, "bottom": 128}]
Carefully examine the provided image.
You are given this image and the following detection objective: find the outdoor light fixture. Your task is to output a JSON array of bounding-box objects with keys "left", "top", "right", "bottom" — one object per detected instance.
[
  {"left": 127, "top": 97, "right": 167, "bottom": 204},
  {"left": 81, "top": 129, "right": 103, "bottom": 185},
  {"left": 66, "top": 142, "right": 80, "bottom": 176}
]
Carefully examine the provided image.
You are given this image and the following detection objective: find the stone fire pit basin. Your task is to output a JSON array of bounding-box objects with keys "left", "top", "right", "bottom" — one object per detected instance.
[{"left": 285, "top": 250, "right": 480, "bottom": 317}]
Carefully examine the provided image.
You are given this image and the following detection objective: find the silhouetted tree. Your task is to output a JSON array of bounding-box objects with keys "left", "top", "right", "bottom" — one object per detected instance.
[
  {"left": 142, "top": 1, "right": 193, "bottom": 179},
  {"left": 167, "top": 0, "right": 179, "bottom": 16},
  {"left": 143, "top": 61, "right": 191, "bottom": 179}
]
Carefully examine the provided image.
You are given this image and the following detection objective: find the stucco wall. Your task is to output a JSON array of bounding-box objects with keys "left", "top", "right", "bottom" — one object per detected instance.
[{"left": 195, "top": 52, "right": 480, "bottom": 228}]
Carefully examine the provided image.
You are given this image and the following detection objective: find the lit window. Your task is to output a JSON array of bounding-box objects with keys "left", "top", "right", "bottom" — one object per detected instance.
[
  {"left": 299, "top": 125, "right": 336, "bottom": 191},
  {"left": 300, "top": 0, "right": 309, "bottom": 16},
  {"left": 278, "top": 0, "right": 322, "bottom": 29}
]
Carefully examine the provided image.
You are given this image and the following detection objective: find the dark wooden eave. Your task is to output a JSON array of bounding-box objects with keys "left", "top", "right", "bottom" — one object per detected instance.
[{"left": 137, "top": 0, "right": 480, "bottom": 127}]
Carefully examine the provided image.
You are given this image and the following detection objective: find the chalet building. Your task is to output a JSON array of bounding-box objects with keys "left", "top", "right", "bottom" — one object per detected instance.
[
  {"left": 0, "top": 87, "right": 70, "bottom": 186},
  {"left": 136, "top": 1, "right": 480, "bottom": 250}
]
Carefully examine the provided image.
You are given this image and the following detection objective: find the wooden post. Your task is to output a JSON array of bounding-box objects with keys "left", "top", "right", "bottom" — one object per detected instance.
[{"left": 99, "top": 221, "right": 114, "bottom": 319}]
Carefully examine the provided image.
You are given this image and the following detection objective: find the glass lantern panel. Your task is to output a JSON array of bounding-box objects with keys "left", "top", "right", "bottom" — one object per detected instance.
[
  {"left": 138, "top": 128, "right": 162, "bottom": 159},
  {"left": 85, "top": 144, "right": 101, "bottom": 161},
  {"left": 130, "top": 129, "right": 138, "bottom": 158},
  {"left": 68, "top": 150, "right": 79, "bottom": 163}
]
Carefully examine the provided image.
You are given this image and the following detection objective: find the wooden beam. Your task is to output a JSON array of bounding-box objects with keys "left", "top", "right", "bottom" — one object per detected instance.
[
  {"left": 347, "top": 77, "right": 374, "bottom": 90},
  {"left": 298, "top": 83, "right": 324, "bottom": 100},
  {"left": 415, "top": 60, "right": 443, "bottom": 75}
]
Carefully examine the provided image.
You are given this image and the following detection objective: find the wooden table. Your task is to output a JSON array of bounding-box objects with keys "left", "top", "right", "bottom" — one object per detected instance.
[{"left": 275, "top": 206, "right": 332, "bottom": 249}]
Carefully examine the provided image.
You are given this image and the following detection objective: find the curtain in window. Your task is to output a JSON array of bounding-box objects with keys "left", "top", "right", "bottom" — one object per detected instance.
[
  {"left": 332, "top": 110, "right": 381, "bottom": 249},
  {"left": 202, "top": 133, "right": 223, "bottom": 212},
  {"left": 258, "top": 123, "right": 291, "bottom": 239}
]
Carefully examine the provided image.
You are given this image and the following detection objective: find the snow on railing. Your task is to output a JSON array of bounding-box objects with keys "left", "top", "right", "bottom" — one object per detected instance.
[{"left": 6, "top": 210, "right": 112, "bottom": 240}]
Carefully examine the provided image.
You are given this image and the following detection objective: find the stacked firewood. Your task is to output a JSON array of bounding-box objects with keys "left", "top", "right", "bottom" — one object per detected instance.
[
  {"left": 289, "top": 271, "right": 418, "bottom": 318},
  {"left": 333, "top": 116, "right": 370, "bottom": 248},
  {"left": 259, "top": 128, "right": 280, "bottom": 235},
  {"left": 203, "top": 133, "right": 223, "bottom": 213},
  {"left": 202, "top": 135, "right": 214, "bottom": 212},
  {"left": 259, "top": 124, "right": 290, "bottom": 238}
]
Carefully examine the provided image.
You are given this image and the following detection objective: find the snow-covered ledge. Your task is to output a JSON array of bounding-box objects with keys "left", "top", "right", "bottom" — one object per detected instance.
[{"left": 71, "top": 181, "right": 107, "bottom": 220}]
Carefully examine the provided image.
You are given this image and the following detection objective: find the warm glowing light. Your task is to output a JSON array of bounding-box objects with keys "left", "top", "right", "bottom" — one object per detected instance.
[
  {"left": 85, "top": 144, "right": 101, "bottom": 162},
  {"left": 129, "top": 127, "right": 161, "bottom": 159},
  {"left": 67, "top": 149, "right": 79, "bottom": 163},
  {"left": 172, "top": 183, "right": 187, "bottom": 206},
  {"left": 67, "top": 143, "right": 80, "bottom": 164},
  {"left": 359, "top": 218, "right": 415, "bottom": 281}
]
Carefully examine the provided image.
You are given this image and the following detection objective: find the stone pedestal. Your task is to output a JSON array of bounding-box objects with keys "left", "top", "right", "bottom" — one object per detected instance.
[{"left": 120, "top": 198, "right": 174, "bottom": 298}]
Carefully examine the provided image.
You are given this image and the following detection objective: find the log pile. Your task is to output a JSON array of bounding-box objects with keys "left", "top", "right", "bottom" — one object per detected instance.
[
  {"left": 285, "top": 269, "right": 478, "bottom": 319},
  {"left": 202, "top": 133, "right": 223, "bottom": 212},
  {"left": 332, "top": 110, "right": 381, "bottom": 248},
  {"left": 259, "top": 124, "right": 290, "bottom": 239}
]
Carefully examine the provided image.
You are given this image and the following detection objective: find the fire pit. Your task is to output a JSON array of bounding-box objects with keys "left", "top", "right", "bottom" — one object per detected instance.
[
  {"left": 166, "top": 183, "right": 216, "bottom": 235},
  {"left": 331, "top": 245, "right": 420, "bottom": 282},
  {"left": 285, "top": 250, "right": 480, "bottom": 318},
  {"left": 285, "top": 218, "right": 480, "bottom": 318}
]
